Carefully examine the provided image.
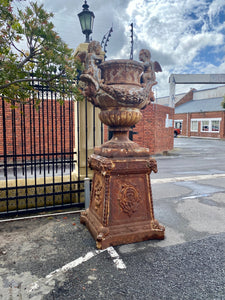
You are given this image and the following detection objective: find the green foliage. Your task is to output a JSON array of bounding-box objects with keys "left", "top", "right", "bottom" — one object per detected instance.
[
  {"left": 221, "top": 96, "right": 225, "bottom": 109},
  {"left": 0, "top": 0, "right": 83, "bottom": 105}
]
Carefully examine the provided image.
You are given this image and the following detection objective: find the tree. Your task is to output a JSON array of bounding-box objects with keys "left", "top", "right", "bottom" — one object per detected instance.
[
  {"left": 0, "top": 0, "right": 83, "bottom": 107},
  {"left": 221, "top": 96, "right": 225, "bottom": 109}
]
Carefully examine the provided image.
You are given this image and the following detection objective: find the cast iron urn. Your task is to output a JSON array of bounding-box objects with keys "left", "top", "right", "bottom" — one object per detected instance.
[{"left": 79, "top": 41, "right": 165, "bottom": 249}]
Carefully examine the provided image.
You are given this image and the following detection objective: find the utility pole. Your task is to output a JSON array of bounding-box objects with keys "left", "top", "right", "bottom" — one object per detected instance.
[{"left": 130, "top": 23, "right": 134, "bottom": 60}]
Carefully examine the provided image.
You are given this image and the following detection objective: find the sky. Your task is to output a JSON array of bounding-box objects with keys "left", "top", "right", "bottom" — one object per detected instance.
[{"left": 14, "top": 0, "right": 225, "bottom": 98}]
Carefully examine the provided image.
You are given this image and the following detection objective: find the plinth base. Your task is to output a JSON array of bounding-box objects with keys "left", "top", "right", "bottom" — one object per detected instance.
[{"left": 80, "top": 154, "right": 165, "bottom": 249}]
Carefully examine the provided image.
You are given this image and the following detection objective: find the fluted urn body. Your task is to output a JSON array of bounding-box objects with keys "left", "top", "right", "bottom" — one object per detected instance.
[{"left": 85, "top": 59, "right": 153, "bottom": 157}]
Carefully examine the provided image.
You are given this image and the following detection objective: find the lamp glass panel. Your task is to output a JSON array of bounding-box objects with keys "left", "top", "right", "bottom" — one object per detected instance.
[
  {"left": 90, "top": 15, "right": 94, "bottom": 30},
  {"left": 84, "top": 14, "right": 91, "bottom": 31},
  {"left": 79, "top": 14, "right": 86, "bottom": 32}
]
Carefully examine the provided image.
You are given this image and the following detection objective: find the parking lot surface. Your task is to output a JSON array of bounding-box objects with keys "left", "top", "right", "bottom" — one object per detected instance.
[{"left": 0, "top": 137, "right": 225, "bottom": 299}]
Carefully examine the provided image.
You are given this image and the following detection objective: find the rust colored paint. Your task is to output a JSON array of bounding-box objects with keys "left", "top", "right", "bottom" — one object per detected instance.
[
  {"left": 80, "top": 42, "right": 165, "bottom": 249},
  {"left": 80, "top": 155, "right": 164, "bottom": 249}
]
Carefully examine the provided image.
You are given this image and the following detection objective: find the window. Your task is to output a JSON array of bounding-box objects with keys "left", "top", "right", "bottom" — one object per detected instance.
[
  {"left": 191, "top": 120, "right": 198, "bottom": 132},
  {"left": 201, "top": 120, "right": 209, "bottom": 132},
  {"left": 174, "top": 120, "right": 183, "bottom": 131},
  {"left": 200, "top": 119, "right": 221, "bottom": 132},
  {"left": 211, "top": 120, "right": 220, "bottom": 132}
]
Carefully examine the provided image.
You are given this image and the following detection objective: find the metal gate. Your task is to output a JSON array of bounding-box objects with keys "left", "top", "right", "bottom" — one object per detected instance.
[{"left": 0, "top": 83, "right": 102, "bottom": 217}]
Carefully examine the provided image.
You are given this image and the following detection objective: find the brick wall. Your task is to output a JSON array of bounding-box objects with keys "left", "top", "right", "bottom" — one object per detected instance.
[
  {"left": 0, "top": 99, "right": 175, "bottom": 160},
  {"left": 175, "top": 89, "right": 196, "bottom": 107},
  {"left": 103, "top": 104, "right": 174, "bottom": 155},
  {"left": 175, "top": 111, "right": 225, "bottom": 139},
  {"left": 134, "top": 103, "right": 174, "bottom": 155},
  {"left": 0, "top": 99, "right": 74, "bottom": 159}
]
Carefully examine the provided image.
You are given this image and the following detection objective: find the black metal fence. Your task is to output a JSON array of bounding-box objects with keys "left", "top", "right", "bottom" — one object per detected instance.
[{"left": 0, "top": 83, "right": 102, "bottom": 217}]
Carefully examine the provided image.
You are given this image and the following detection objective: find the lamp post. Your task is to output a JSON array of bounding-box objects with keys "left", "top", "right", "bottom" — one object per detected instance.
[{"left": 78, "top": 0, "right": 95, "bottom": 43}]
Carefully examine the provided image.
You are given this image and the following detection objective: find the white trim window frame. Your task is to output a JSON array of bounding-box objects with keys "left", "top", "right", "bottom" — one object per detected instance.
[
  {"left": 201, "top": 120, "right": 210, "bottom": 132},
  {"left": 174, "top": 120, "right": 183, "bottom": 131},
  {"left": 191, "top": 120, "right": 198, "bottom": 132},
  {"left": 191, "top": 118, "right": 221, "bottom": 133},
  {"left": 211, "top": 120, "right": 220, "bottom": 132},
  {"left": 200, "top": 118, "right": 221, "bottom": 133}
]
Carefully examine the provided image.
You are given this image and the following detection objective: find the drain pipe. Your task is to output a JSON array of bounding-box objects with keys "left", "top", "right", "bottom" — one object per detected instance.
[
  {"left": 84, "top": 177, "right": 91, "bottom": 209},
  {"left": 187, "top": 113, "right": 189, "bottom": 137}
]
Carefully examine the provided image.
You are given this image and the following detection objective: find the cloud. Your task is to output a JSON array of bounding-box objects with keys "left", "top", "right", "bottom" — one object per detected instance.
[
  {"left": 15, "top": 0, "right": 225, "bottom": 97},
  {"left": 174, "top": 32, "right": 224, "bottom": 65},
  {"left": 208, "top": 0, "right": 225, "bottom": 20},
  {"left": 124, "top": 0, "right": 225, "bottom": 96}
]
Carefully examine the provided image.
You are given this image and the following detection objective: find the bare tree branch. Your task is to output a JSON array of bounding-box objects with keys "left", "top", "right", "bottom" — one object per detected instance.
[
  {"left": 11, "top": 41, "right": 26, "bottom": 57},
  {"left": 0, "top": 70, "right": 65, "bottom": 89}
]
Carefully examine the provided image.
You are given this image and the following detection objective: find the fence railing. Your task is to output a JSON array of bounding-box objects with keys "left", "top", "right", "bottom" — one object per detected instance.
[{"left": 0, "top": 79, "right": 102, "bottom": 217}]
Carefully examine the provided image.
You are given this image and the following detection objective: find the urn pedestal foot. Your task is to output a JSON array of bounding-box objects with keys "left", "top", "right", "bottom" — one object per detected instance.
[{"left": 80, "top": 154, "right": 165, "bottom": 249}]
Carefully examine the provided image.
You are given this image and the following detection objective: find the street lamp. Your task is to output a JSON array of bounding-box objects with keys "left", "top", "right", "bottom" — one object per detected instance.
[{"left": 78, "top": 0, "right": 95, "bottom": 43}]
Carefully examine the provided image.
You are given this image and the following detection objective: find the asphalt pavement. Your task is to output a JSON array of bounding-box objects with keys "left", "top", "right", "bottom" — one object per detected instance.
[{"left": 0, "top": 137, "right": 225, "bottom": 300}]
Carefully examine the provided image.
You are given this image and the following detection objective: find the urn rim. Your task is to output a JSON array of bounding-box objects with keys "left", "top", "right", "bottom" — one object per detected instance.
[{"left": 99, "top": 59, "right": 143, "bottom": 71}]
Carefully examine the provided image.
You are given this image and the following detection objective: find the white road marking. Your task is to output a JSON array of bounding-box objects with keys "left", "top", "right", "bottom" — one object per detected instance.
[
  {"left": 151, "top": 173, "right": 225, "bottom": 184},
  {"left": 45, "top": 249, "right": 104, "bottom": 280},
  {"left": 28, "top": 246, "right": 126, "bottom": 293},
  {"left": 182, "top": 194, "right": 209, "bottom": 199},
  {"left": 107, "top": 246, "right": 127, "bottom": 270},
  {"left": 28, "top": 282, "right": 40, "bottom": 292}
]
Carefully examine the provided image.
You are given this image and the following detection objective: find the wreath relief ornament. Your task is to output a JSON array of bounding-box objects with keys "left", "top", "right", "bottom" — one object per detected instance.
[{"left": 118, "top": 184, "right": 141, "bottom": 217}]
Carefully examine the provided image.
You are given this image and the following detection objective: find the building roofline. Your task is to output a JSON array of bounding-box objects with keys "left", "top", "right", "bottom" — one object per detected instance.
[{"left": 193, "top": 84, "right": 225, "bottom": 94}]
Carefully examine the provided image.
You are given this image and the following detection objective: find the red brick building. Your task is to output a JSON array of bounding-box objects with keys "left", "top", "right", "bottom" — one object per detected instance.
[
  {"left": 134, "top": 103, "right": 174, "bottom": 154},
  {"left": 174, "top": 87, "right": 225, "bottom": 139}
]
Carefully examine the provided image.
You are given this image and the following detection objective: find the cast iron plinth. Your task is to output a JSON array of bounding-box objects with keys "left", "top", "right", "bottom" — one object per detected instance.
[{"left": 80, "top": 154, "right": 165, "bottom": 249}]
